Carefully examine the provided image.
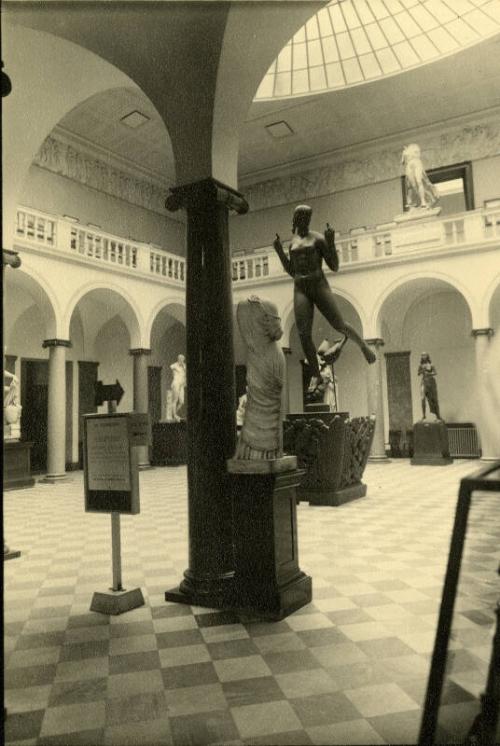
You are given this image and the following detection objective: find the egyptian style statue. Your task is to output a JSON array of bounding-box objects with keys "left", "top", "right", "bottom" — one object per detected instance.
[
  {"left": 272, "top": 205, "right": 375, "bottom": 402},
  {"left": 418, "top": 352, "right": 441, "bottom": 420},
  {"left": 234, "top": 296, "right": 285, "bottom": 460},
  {"left": 170, "top": 354, "right": 186, "bottom": 421},
  {"left": 401, "top": 143, "right": 439, "bottom": 210}
]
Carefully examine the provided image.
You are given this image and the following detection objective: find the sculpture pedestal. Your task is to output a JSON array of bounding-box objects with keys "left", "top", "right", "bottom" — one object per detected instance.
[
  {"left": 411, "top": 419, "right": 453, "bottom": 465},
  {"left": 3, "top": 441, "right": 35, "bottom": 491},
  {"left": 227, "top": 458, "right": 312, "bottom": 620},
  {"left": 152, "top": 421, "right": 187, "bottom": 465}
]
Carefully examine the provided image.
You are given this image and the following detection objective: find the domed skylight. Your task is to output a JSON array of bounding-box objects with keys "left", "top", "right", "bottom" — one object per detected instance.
[{"left": 255, "top": 0, "right": 500, "bottom": 100}]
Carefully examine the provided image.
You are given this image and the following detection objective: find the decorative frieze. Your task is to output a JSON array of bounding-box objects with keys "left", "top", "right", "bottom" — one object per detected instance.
[
  {"left": 243, "top": 116, "right": 500, "bottom": 212},
  {"left": 33, "top": 134, "right": 169, "bottom": 215}
]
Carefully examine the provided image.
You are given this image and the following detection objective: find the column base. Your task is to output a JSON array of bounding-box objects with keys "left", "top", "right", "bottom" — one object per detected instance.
[
  {"left": 138, "top": 463, "right": 153, "bottom": 471},
  {"left": 165, "top": 573, "right": 235, "bottom": 610},
  {"left": 300, "top": 482, "right": 367, "bottom": 506},
  {"left": 38, "top": 473, "right": 72, "bottom": 484},
  {"left": 480, "top": 456, "right": 500, "bottom": 462},
  {"left": 368, "top": 455, "right": 391, "bottom": 462},
  {"left": 90, "top": 587, "right": 145, "bottom": 615}
]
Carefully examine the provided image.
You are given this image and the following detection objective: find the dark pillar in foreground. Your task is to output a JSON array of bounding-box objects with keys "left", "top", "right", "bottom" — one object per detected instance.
[{"left": 165, "top": 179, "right": 248, "bottom": 608}]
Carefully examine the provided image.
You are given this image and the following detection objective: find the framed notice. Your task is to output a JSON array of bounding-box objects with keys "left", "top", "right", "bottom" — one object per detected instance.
[{"left": 83, "top": 413, "right": 140, "bottom": 514}]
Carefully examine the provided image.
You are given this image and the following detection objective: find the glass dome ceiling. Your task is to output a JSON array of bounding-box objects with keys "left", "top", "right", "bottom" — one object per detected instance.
[{"left": 255, "top": 0, "right": 500, "bottom": 100}]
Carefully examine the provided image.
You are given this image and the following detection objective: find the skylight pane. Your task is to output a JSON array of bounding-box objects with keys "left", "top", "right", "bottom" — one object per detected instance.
[
  {"left": 317, "top": 7, "right": 333, "bottom": 36},
  {"left": 353, "top": 0, "right": 375, "bottom": 24},
  {"left": 367, "top": 0, "right": 390, "bottom": 19},
  {"left": 274, "top": 72, "right": 291, "bottom": 97},
  {"left": 322, "top": 35, "right": 340, "bottom": 63},
  {"left": 383, "top": 0, "right": 404, "bottom": 12},
  {"left": 424, "top": 0, "right": 456, "bottom": 24},
  {"left": 293, "top": 43, "right": 307, "bottom": 69},
  {"left": 325, "top": 61, "right": 345, "bottom": 87},
  {"left": 409, "top": 4, "right": 440, "bottom": 31},
  {"left": 444, "top": 0, "right": 474, "bottom": 13},
  {"left": 484, "top": 0, "right": 500, "bottom": 21},
  {"left": 365, "top": 22, "right": 389, "bottom": 49},
  {"left": 447, "top": 18, "right": 479, "bottom": 44},
  {"left": 393, "top": 40, "right": 420, "bottom": 66},
  {"left": 329, "top": 4, "right": 347, "bottom": 32},
  {"left": 293, "top": 26, "right": 306, "bottom": 43},
  {"left": 309, "top": 65, "right": 327, "bottom": 90},
  {"left": 427, "top": 26, "right": 459, "bottom": 52},
  {"left": 337, "top": 32, "right": 356, "bottom": 59},
  {"left": 342, "top": 1, "right": 362, "bottom": 29},
  {"left": 376, "top": 46, "right": 402, "bottom": 72},
  {"left": 306, "top": 14, "right": 320, "bottom": 40},
  {"left": 292, "top": 69, "right": 309, "bottom": 94},
  {"left": 255, "top": 75, "right": 274, "bottom": 99},
  {"left": 358, "top": 52, "right": 383, "bottom": 77},
  {"left": 411, "top": 33, "right": 440, "bottom": 60},
  {"left": 343, "top": 57, "right": 364, "bottom": 83},
  {"left": 308, "top": 39, "right": 323, "bottom": 66},
  {"left": 380, "top": 16, "right": 405, "bottom": 43},
  {"left": 277, "top": 46, "right": 292, "bottom": 72},
  {"left": 395, "top": 10, "right": 421, "bottom": 36},
  {"left": 351, "top": 27, "right": 372, "bottom": 54},
  {"left": 465, "top": 7, "right": 499, "bottom": 32}
]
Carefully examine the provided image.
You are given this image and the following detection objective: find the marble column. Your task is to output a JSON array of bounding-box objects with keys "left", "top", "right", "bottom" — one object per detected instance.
[
  {"left": 365, "top": 338, "right": 389, "bottom": 461},
  {"left": 40, "top": 339, "right": 71, "bottom": 483},
  {"left": 130, "top": 348, "right": 151, "bottom": 470},
  {"left": 472, "top": 328, "right": 498, "bottom": 461},
  {"left": 165, "top": 178, "right": 248, "bottom": 608}
]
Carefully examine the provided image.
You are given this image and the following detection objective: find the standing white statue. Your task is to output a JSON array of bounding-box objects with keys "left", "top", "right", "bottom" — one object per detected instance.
[
  {"left": 401, "top": 143, "right": 439, "bottom": 210},
  {"left": 234, "top": 296, "right": 285, "bottom": 460},
  {"left": 170, "top": 354, "right": 186, "bottom": 422},
  {"left": 4, "top": 370, "right": 22, "bottom": 440}
]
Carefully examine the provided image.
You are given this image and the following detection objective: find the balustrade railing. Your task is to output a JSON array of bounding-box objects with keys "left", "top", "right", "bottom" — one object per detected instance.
[{"left": 15, "top": 204, "right": 499, "bottom": 287}]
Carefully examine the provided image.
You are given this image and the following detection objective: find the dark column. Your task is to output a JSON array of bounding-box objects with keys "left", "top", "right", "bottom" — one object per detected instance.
[
  {"left": 130, "top": 348, "right": 152, "bottom": 469},
  {"left": 165, "top": 178, "right": 248, "bottom": 608}
]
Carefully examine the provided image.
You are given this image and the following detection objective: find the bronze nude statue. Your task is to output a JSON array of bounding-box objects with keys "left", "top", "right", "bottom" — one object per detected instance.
[
  {"left": 418, "top": 352, "right": 441, "bottom": 420},
  {"left": 273, "top": 205, "right": 375, "bottom": 400}
]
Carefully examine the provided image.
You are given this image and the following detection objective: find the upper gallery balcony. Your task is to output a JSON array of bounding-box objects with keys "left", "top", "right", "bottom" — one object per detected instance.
[{"left": 14, "top": 204, "right": 500, "bottom": 288}]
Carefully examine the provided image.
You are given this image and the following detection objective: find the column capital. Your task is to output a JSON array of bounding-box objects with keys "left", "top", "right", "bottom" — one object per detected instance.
[
  {"left": 2, "top": 249, "right": 21, "bottom": 268},
  {"left": 282, "top": 347, "right": 292, "bottom": 355},
  {"left": 165, "top": 177, "right": 249, "bottom": 215},
  {"left": 365, "top": 338, "right": 385, "bottom": 347},
  {"left": 471, "top": 328, "right": 494, "bottom": 338},
  {"left": 42, "top": 338, "right": 72, "bottom": 348},
  {"left": 129, "top": 348, "right": 151, "bottom": 356}
]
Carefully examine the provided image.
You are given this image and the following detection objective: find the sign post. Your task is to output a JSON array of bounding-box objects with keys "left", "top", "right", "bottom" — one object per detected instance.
[{"left": 84, "top": 393, "right": 151, "bottom": 615}]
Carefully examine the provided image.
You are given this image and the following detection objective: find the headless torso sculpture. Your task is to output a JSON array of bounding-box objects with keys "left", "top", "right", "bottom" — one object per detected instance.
[
  {"left": 273, "top": 205, "right": 375, "bottom": 400},
  {"left": 170, "top": 354, "right": 186, "bottom": 422}
]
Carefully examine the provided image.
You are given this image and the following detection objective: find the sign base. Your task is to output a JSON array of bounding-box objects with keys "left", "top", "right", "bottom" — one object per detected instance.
[{"left": 90, "top": 587, "right": 144, "bottom": 615}]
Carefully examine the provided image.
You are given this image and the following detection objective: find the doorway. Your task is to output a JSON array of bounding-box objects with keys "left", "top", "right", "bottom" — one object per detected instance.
[{"left": 21, "top": 359, "right": 48, "bottom": 472}]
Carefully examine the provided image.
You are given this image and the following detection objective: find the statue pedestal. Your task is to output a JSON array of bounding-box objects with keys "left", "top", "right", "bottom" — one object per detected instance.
[
  {"left": 393, "top": 206, "right": 442, "bottom": 223},
  {"left": 151, "top": 421, "right": 187, "bottom": 465},
  {"left": 227, "top": 457, "right": 312, "bottom": 620},
  {"left": 3, "top": 441, "right": 35, "bottom": 490},
  {"left": 411, "top": 419, "right": 453, "bottom": 465}
]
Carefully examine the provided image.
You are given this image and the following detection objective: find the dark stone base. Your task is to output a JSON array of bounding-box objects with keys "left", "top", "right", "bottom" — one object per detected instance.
[
  {"left": 152, "top": 421, "right": 187, "bottom": 466},
  {"left": 299, "top": 482, "right": 367, "bottom": 506},
  {"left": 3, "top": 441, "right": 35, "bottom": 491},
  {"left": 229, "top": 468, "right": 312, "bottom": 620},
  {"left": 165, "top": 576, "right": 235, "bottom": 611},
  {"left": 411, "top": 420, "right": 453, "bottom": 466}
]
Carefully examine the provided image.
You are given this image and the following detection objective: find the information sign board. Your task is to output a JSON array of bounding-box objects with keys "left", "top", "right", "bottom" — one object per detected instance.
[{"left": 84, "top": 413, "right": 140, "bottom": 514}]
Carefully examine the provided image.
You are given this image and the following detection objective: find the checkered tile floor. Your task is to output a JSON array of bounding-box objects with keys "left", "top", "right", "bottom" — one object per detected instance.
[{"left": 4, "top": 460, "right": 499, "bottom": 745}]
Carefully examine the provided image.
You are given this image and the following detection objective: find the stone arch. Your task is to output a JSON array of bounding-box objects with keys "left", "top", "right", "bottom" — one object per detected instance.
[
  {"left": 64, "top": 283, "right": 143, "bottom": 349},
  {"left": 145, "top": 299, "right": 186, "bottom": 349},
  {"left": 370, "top": 269, "right": 477, "bottom": 337},
  {"left": 484, "top": 274, "right": 500, "bottom": 330},
  {"left": 4, "top": 265, "right": 59, "bottom": 347}
]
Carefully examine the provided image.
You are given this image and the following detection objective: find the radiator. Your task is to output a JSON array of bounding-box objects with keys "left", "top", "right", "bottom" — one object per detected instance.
[{"left": 446, "top": 424, "right": 481, "bottom": 458}]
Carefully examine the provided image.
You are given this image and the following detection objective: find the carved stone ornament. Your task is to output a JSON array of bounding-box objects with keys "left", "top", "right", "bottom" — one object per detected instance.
[{"left": 34, "top": 134, "right": 169, "bottom": 215}]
